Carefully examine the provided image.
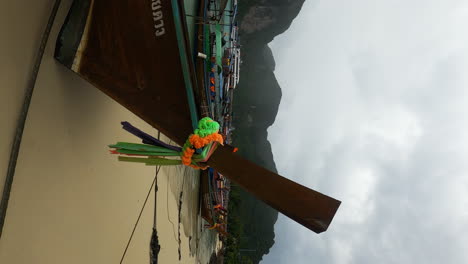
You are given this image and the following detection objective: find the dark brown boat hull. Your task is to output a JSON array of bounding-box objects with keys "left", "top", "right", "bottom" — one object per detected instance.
[{"left": 55, "top": 0, "right": 198, "bottom": 143}]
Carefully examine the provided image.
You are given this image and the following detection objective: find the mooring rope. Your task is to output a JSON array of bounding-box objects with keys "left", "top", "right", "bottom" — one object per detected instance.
[
  {"left": 120, "top": 132, "right": 167, "bottom": 263},
  {"left": 119, "top": 165, "right": 161, "bottom": 264}
]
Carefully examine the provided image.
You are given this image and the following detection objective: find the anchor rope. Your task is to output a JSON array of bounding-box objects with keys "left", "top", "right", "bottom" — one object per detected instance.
[
  {"left": 120, "top": 130, "right": 165, "bottom": 263},
  {"left": 119, "top": 164, "right": 161, "bottom": 264}
]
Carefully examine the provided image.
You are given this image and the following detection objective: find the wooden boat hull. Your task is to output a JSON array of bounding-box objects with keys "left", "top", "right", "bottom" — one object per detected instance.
[
  {"left": 55, "top": 0, "right": 198, "bottom": 143},
  {"left": 55, "top": 0, "right": 341, "bottom": 234}
]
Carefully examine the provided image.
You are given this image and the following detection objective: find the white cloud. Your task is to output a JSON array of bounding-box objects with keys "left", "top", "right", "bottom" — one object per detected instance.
[{"left": 263, "top": 0, "right": 468, "bottom": 263}]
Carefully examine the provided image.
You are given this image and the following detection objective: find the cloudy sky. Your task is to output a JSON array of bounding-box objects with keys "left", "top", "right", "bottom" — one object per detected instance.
[{"left": 264, "top": 0, "right": 468, "bottom": 263}]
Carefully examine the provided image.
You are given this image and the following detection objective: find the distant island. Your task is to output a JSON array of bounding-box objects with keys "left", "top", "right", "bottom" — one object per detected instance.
[{"left": 225, "top": 1, "right": 306, "bottom": 263}]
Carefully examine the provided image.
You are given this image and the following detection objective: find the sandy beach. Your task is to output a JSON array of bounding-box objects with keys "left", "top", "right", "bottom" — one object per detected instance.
[{"left": 0, "top": 1, "right": 219, "bottom": 263}]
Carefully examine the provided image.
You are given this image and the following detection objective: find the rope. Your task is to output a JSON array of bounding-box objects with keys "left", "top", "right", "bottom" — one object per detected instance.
[
  {"left": 153, "top": 131, "right": 161, "bottom": 228},
  {"left": 120, "top": 131, "right": 163, "bottom": 264},
  {"left": 119, "top": 165, "right": 161, "bottom": 264},
  {"left": 0, "top": 0, "right": 62, "bottom": 239}
]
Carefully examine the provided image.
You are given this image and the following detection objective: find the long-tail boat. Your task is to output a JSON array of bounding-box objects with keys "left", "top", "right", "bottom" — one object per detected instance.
[
  {"left": 200, "top": 168, "right": 228, "bottom": 234},
  {"left": 55, "top": 0, "right": 341, "bottom": 234}
]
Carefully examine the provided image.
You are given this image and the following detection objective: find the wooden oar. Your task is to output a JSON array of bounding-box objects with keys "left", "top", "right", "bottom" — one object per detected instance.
[
  {"left": 150, "top": 170, "right": 161, "bottom": 264},
  {"left": 150, "top": 133, "right": 162, "bottom": 264}
]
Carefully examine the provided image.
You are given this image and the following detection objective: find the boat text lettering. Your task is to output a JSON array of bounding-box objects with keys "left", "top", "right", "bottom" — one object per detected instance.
[{"left": 151, "top": 0, "right": 165, "bottom": 37}]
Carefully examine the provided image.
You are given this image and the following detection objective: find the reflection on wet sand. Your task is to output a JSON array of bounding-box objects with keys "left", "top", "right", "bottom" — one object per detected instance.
[{"left": 159, "top": 132, "right": 220, "bottom": 263}]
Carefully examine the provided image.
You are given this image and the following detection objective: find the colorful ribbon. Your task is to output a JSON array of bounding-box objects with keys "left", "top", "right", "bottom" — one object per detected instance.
[{"left": 109, "top": 117, "right": 223, "bottom": 170}]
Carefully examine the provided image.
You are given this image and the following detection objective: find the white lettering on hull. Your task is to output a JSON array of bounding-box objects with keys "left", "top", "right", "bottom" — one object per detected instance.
[{"left": 151, "top": 0, "right": 165, "bottom": 37}]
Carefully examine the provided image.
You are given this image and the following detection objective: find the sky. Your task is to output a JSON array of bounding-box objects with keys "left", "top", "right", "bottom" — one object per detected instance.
[{"left": 264, "top": 0, "right": 468, "bottom": 263}]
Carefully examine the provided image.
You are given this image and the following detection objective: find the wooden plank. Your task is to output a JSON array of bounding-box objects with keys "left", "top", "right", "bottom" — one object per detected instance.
[{"left": 208, "top": 145, "right": 341, "bottom": 233}]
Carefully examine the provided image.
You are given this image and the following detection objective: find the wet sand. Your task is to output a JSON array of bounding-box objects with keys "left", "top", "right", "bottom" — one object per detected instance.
[
  {"left": 0, "top": 1, "right": 219, "bottom": 263},
  {"left": 0, "top": 0, "right": 58, "bottom": 195}
]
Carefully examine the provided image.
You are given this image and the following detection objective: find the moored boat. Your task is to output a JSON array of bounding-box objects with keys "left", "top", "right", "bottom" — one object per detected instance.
[
  {"left": 55, "top": 0, "right": 341, "bottom": 235},
  {"left": 55, "top": 0, "right": 202, "bottom": 143}
]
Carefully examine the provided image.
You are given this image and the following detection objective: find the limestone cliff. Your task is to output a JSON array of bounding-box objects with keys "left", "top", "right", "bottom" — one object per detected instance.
[{"left": 228, "top": 1, "right": 307, "bottom": 263}]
